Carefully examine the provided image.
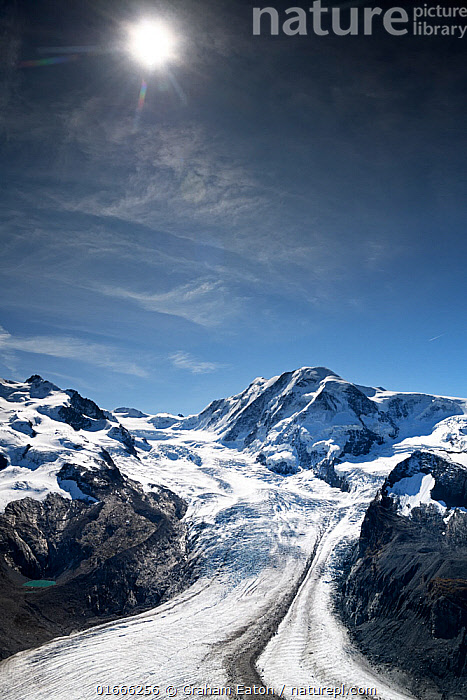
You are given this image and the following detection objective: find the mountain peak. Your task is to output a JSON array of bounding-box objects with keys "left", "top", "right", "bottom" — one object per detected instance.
[
  {"left": 293, "top": 366, "right": 339, "bottom": 379},
  {"left": 25, "top": 374, "right": 44, "bottom": 383},
  {"left": 24, "top": 375, "right": 60, "bottom": 399},
  {"left": 188, "top": 367, "right": 466, "bottom": 476}
]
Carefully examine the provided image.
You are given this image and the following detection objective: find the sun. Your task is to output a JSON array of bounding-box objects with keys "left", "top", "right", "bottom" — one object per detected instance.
[{"left": 128, "top": 20, "right": 176, "bottom": 69}]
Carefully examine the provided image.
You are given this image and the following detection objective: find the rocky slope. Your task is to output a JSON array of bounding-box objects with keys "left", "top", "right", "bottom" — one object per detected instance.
[
  {"left": 339, "top": 451, "right": 467, "bottom": 700},
  {"left": 0, "top": 376, "right": 188, "bottom": 660}
]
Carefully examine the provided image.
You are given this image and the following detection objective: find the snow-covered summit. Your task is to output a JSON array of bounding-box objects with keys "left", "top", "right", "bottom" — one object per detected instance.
[
  {"left": 0, "top": 375, "right": 137, "bottom": 510},
  {"left": 172, "top": 367, "right": 467, "bottom": 475},
  {"left": 192, "top": 366, "right": 340, "bottom": 434}
]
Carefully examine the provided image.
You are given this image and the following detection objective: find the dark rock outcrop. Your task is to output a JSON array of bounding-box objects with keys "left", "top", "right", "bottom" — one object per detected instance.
[
  {"left": 107, "top": 425, "right": 138, "bottom": 456},
  {"left": 339, "top": 452, "right": 467, "bottom": 700},
  {"left": 58, "top": 389, "right": 108, "bottom": 431},
  {"left": 26, "top": 375, "right": 60, "bottom": 399},
  {"left": 0, "top": 460, "right": 188, "bottom": 660}
]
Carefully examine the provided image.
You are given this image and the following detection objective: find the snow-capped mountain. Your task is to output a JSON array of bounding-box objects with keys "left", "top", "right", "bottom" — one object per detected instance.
[
  {"left": 0, "top": 375, "right": 188, "bottom": 661},
  {"left": 176, "top": 366, "right": 466, "bottom": 476},
  {"left": 0, "top": 368, "right": 466, "bottom": 700},
  {"left": 2, "top": 368, "right": 465, "bottom": 498},
  {"left": 0, "top": 374, "right": 143, "bottom": 509}
]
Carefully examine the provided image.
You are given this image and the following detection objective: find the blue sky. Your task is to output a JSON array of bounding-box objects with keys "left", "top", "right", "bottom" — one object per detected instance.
[{"left": 0, "top": 0, "right": 466, "bottom": 414}]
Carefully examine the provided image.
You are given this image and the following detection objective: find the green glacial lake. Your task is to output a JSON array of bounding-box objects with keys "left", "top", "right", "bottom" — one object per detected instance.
[{"left": 22, "top": 580, "right": 56, "bottom": 588}]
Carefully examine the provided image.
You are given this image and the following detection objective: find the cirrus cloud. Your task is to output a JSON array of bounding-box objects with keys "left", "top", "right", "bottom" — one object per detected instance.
[
  {"left": 0, "top": 325, "right": 147, "bottom": 377},
  {"left": 169, "top": 350, "right": 225, "bottom": 374}
]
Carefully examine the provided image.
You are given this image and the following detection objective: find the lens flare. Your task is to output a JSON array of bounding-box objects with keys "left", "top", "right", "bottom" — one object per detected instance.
[
  {"left": 20, "top": 55, "right": 79, "bottom": 68},
  {"left": 137, "top": 79, "right": 148, "bottom": 111}
]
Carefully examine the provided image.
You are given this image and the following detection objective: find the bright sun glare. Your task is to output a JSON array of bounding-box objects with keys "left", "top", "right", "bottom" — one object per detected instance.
[{"left": 128, "top": 20, "right": 176, "bottom": 69}]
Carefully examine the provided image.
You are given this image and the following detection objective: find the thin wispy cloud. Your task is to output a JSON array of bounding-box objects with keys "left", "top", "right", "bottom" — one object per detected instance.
[
  {"left": 169, "top": 351, "right": 224, "bottom": 374},
  {"left": 2, "top": 97, "right": 392, "bottom": 316},
  {"left": 0, "top": 325, "right": 147, "bottom": 377},
  {"left": 53, "top": 115, "right": 272, "bottom": 248},
  {"left": 95, "top": 279, "right": 241, "bottom": 327}
]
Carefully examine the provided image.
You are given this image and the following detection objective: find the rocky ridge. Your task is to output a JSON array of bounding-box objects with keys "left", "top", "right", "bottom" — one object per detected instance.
[{"left": 339, "top": 451, "right": 467, "bottom": 700}]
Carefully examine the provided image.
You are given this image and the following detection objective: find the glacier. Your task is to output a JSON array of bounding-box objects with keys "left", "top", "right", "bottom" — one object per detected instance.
[{"left": 0, "top": 369, "right": 466, "bottom": 699}]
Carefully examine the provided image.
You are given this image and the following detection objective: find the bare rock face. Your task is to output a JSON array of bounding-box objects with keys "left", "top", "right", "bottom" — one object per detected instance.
[
  {"left": 339, "top": 452, "right": 467, "bottom": 700},
  {"left": 58, "top": 389, "right": 108, "bottom": 431},
  {"left": 0, "top": 458, "right": 188, "bottom": 660}
]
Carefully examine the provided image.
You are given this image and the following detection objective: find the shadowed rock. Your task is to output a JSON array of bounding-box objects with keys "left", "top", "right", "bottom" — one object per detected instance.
[
  {"left": 0, "top": 460, "right": 188, "bottom": 660},
  {"left": 339, "top": 451, "right": 467, "bottom": 700}
]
